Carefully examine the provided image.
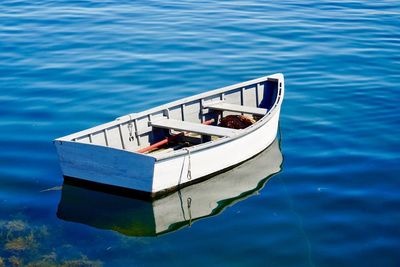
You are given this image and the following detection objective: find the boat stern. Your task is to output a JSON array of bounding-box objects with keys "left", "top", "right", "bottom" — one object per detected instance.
[{"left": 54, "top": 140, "right": 156, "bottom": 193}]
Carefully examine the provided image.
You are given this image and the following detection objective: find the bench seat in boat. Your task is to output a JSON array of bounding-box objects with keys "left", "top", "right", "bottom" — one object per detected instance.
[
  {"left": 150, "top": 119, "right": 238, "bottom": 137},
  {"left": 204, "top": 102, "right": 267, "bottom": 116}
]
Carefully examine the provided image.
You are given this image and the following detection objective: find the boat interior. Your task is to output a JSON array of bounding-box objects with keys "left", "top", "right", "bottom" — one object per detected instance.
[{"left": 66, "top": 78, "right": 281, "bottom": 155}]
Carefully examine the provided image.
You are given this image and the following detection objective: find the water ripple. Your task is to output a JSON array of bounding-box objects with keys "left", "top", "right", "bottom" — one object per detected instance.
[{"left": 0, "top": 0, "right": 399, "bottom": 265}]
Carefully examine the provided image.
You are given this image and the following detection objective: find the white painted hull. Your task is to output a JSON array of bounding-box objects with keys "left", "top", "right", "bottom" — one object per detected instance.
[{"left": 152, "top": 107, "right": 280, "bottom": 192}]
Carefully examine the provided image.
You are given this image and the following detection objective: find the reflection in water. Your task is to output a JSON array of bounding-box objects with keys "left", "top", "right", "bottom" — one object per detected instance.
[{"left": 57, "top": 139, "right": 283, "bottom": 236}]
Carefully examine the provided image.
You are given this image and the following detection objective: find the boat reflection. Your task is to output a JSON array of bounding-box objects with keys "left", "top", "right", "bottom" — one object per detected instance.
[{"left": 57, "top": 138, "right": 283, "bottom": 236}]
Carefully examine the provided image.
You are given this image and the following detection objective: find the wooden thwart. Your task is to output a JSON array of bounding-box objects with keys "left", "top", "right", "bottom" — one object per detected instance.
[
  {"left": 137, "top": 119, "right": 214, "bottom": 153},
  {"left": 205, "top": 102, "right": 267, "bottom": 116},
  {"left": 150, "top": 119, "right": 238, "bottom": 137}
]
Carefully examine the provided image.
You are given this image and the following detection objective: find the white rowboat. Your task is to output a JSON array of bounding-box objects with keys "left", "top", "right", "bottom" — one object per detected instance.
[{"left": 54, "top": 73, "right": 285, "bottom": 196}]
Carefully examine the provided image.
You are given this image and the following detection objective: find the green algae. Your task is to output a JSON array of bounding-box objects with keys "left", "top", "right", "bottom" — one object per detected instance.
[
  {"left": 1, "top": 220, "right": 39, "bottom": 254},
  {"left": 60, "top": 256, "right": 103, "bottom": 267},
  {"left": 4, "top": 221, "right": 26, "bottom": 233},
  {"left": 0, "top": 220, "right": 29, "bottom": 242},
  {"left": 4, "top": 234, "right": 37, "bottom": 252},
  {"left": 0, "top": 218, "right": 103, "bottom": 267},
  {"left": 4, "top": 237, "right": 30, "bottom": 252}
]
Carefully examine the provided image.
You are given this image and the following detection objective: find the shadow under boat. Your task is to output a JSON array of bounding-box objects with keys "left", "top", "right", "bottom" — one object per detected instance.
[{"left": 57, "top": 138, "right": 283, "bottom": 237}]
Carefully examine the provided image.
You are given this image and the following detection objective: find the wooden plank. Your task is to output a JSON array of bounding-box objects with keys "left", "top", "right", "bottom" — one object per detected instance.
[
  {"left": 117, "top": 125, "right": 125, "bottom": 149},
  {"left": 150, "top": 119, "right": 238, "bottom": 137},
  {"left": 181, "top": 104, "right": 185, "bottom": 121},
  {"left": 104, "top": 129, "right": 109, "bottom": 146},
  {"left": 137, "top": 119, "right": 215, "bottom": 154},
  {"left": 205, "top": 102, "right": 267, "bottom": 116}
]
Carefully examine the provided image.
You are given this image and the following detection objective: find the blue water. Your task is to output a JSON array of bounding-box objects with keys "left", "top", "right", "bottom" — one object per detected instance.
[{"left": 1, "top": 0, "right": 400, "bottom": 266}]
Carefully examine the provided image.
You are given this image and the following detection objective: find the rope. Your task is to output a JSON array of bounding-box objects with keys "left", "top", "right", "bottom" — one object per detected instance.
[
  {"left": 128, "top": 114, "right": 134, "bottom": 141},
  {"left": 187, "top": 197, "right": 192, "bottom": 226},
  {"left": 177, "top": 191, "right": 193, "bottom": 227},
  {"left": 183, "top": 148, "right": 192, "bottom": 180}
]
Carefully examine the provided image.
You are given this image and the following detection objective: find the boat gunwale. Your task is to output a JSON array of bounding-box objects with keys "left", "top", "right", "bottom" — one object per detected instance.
[{"left": 54, "top": 73, "right": 284, "bottom": 161}]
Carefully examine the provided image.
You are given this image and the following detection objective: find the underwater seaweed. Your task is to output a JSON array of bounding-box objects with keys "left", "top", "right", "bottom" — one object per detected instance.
[
  {"left": 60, "top": 257, "right": 103, "bottom": 267},
  {"left": 25, "top": 253, "right": 103, "bottom": 267},
  {"left": 1, "top": 218, "right": 48, "bottom": 256},
  {"left": 25, "top": 253, "right": 57, "bottom": 267},
  {"left": 0, "top": 220, "right": 28, "bottom": 242},
  {"left": 0, "top": 217, "right": 102, "bottom": 267},
  {"left": 26, "top": 260, "right": 55, "bottom": 267},
  {"left": 4, "top": 237, "right": 29, "bottom": 252},
  {"left": 8, "top": 256, "right": 22, "bottom": 267},
  {"left": 41, "top": 251, "right": 57, "bottom": 262},
  {"left": 4, "top": 221, "right": 26, "bottom": 233},
  {"left": 4, "top": 232, "right": 37, "bottom": 253}
]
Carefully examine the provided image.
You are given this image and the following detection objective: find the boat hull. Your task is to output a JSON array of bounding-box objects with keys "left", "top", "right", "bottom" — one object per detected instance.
[
  {"left": 56, "top": 107, "right": 280, "bottom": 195},
  {"left": 152, "top": 107, "right": 280, "bottom": 193}
]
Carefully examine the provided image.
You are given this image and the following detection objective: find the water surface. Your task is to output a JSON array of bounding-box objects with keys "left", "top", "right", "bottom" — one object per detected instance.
[{"left": 0, "top": 0, "right": 399, "bottom": 266}]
